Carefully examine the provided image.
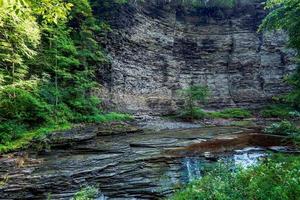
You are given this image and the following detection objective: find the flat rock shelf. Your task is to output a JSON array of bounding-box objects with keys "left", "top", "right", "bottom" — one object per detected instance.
[{"left": 0, "top": 124, "right": 297, "bottom": 200}]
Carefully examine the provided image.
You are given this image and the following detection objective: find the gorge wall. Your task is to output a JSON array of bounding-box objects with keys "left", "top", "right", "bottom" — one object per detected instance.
[{"left": 98, "top": 0, "right": 296, "bottom": 115}]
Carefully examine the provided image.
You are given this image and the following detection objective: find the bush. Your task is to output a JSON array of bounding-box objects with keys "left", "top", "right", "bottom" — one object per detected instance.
[
  {"left": 170, "top": 155, "right": 300, "bottom": 200},
  {"left": 208, "top": 108, "right": 252, "bottom": 119},
  {"left": 0, "top": 85, "right": 52, "bottom": 144},
  {"left": 264, "top": 120, "right": 300, "bottom": 136},
  {"left": 178, "top": 108, "right": 206, "bottom": 120},
  {"left": 177, "top": 85, "right": 209, "bottom": 121},
  {"left": 264, "top": 120, "right": 300, "bottom": 146},
  {"left": 289, "top": 111, "right": 300, "bottom": 118},
  {"left": 0, "top": 121, "right": 26, "bottom": 144},
  {"left": 72, "top": 186, "right": 99, "bottom": 200},
  {"left": 260, "top": 105, "right": 294, "bottom": 118},
  {"left": 0, "top": 86, "right": 51, "bottom": 127}
]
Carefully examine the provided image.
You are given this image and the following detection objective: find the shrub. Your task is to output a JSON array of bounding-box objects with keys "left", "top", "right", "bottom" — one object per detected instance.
[
  {"left": 0, "top": 86, "right": 51, "bottom": 127},
  {"left": 0, "top": 85, "right": 52, "bottom": 144},
  {"left": 260, "top": 105, "right": 294, "bottom": 118},
  {"left": 178, "top": 108, "right": 206, "bottom": 120},
  {"left": 289, "top": 111, "right": 300, "bottom": 118},
  {"left": 208, "top": 108, "right": 252, "bottom": 119},
  {"left": 0, "top": 121, "right": 26, "bottom": 144},
  {"left": 72, "top": 186, "right": 99, "bottom": 200},
  {"left": 178, "top": 85, "right": 209, "bottom": 120},
  {"left": 264, "top": 120, "right": 300, "bottom": 146},
  {"left": 264, "top": 120, "right": 300, "bottom": 136},
  {"left": 170, "top": 155, "right": 300, "bottom": 200}
]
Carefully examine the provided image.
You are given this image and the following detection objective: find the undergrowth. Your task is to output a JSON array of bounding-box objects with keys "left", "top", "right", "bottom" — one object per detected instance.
[
  {"left": 207, "top": 108, "right": 252, "bottom": 119},
  {"left": 170, "top": 155, "right": 300, "bottom": 200}
]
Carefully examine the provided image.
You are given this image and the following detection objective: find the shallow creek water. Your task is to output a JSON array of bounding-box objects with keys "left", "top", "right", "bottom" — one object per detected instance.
[{"left": 0, "top": 126, "right": 296, "bottom": 200}]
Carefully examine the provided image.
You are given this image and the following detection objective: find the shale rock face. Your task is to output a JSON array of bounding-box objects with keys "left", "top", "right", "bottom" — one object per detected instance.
[
  {"left": 99, "top": 0, "right": 296, "bottom": 115},
  {"left": 0, "top": 125, "right": 284, "bottom": 200}
]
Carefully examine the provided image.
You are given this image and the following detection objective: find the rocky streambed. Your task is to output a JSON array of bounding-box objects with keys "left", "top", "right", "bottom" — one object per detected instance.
[{"left": 0, "top": 122, "right": 297, "bottom": 200}]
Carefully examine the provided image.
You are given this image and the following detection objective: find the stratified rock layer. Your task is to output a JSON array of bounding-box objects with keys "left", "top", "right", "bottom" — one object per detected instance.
[
  {"left": 0, "top": 124, "right": 296, "bottom": 200},
  {"left": 99, "top": 0, "right": 296, "bottom": 115}
]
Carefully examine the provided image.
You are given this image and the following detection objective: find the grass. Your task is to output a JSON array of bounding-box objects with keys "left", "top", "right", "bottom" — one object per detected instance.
[
  {"left": 72, "top": 186, "right": 99, "bottom": 200},
  {"left": 260, "top": 104, "right": 295, "bottom": 118},
  {"left": 230, "top": 120, "right": 253, "bottom": 127},
  {"left": 0, "top": 112, "right": 134, "bottom": 154},
  {"left": 181, "top": 0, "right": 236, "bottom": 8},
  {"left": 80, "top": 112, "right": 134, "bottom": 123},
  {"left": 0, "top": 123, "right": 71, "bottom": 154},
  {"left": 170, "top": 155, "right": 300, "bottom": 200},
  {"left": 99, "top": 112, "right": 134, "bottom": 122},
  {"left": 178, "top": 108, "right": 206, "bottom": 121},
  {"left": 207, "top": 108, "right": 252, "bottom": 119}
]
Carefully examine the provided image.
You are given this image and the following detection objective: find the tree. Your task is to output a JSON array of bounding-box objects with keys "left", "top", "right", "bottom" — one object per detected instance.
[
  {"left": 260, "top": 0, "right": 300, "bottom": 109},
  {"left": 0, "top": 0, "right": 40, "bottom": 85},
  {"left": 178, "top": 85, "right": 209, "bottom": 120},
  {"left": 0, "top": 0, "right": 109, "bottom": 144}
]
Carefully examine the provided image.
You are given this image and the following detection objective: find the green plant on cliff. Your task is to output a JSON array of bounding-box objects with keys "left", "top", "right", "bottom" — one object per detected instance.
[
  {"left": 260, "top": 0, "right": 300, "bottom": 110},
  {"left": 178, "top": 85, "right": 209, "bottom": 120},
  {"left": 72, "top": 186, "right": 99, "bottom": 200}
]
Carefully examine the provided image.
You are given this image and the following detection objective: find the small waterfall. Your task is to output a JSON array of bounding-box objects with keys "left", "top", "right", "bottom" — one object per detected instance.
[
  {"left": 183, "top": 157, "right": 202, "bottom": 182},
  {"left": 233, "top": 150, "right": 267, "bottom": 168},
  {"left": 96, "top": 193, "right": 108, "bottom": 200}
]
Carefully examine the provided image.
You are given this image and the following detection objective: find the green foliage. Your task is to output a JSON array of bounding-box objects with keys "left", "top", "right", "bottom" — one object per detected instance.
[
  {"left": 260, "top": 0, "right": 300, "bottom": 109},
  {"left": 264, "top": 120, "right": 300, "bottom": 145},
  {"left": 178, "top": 85, "right": 209, "bottom": 120},
  {"left": 264, "top": 120, "right": 300, "bottom": 136},
  {"left": 208, "top": 108, "right": 252, "bottom": 119},
  {"left": 260, "top": 0, "right": 300, "bottom": 50},
  {"left": 76, "top": 112, "right": 134, "bottom": 123},
  {"left": 99, "top": 112, "right": 134, "bottom": 122},
  {"left": 0, "top": 123, "right": 71, "bottom": 153},
  {"left": 0, "top": 0, "right": 40, "bottom": 85},
  {"left": 285, "top": 67, "right": 300, "bottom": 109},
  {"left": 178, "top": 108, "right": 206, "bottom": 120},
  {"left": 170, "top": 155, "right": 300, "bottom": 200},
  {"left": 0, "top": 0, "right": 131, "bottom": 149},
  {"left": 230, "top": 120, "right": 253, "bottom": 127},
  {"left": 0, "top": 81, "right": 53, "bottom": 144},
  {"left": 72, "top": 186, "right": 99, "bottom": 200},
  {"left": 179, "top": 85, "right": 210, "bottom": 103},
  {"left": 181, "top": 0, "right": 236, "bottom": 8},
  {"left": 0, "top": 84, "right": 51, "bottom": 126},
  {"left": 0, "top": 122, "right": 26, "bottom": 144},
  {"left": 260, "top": 104, "right": 295, "bottom": 118}
]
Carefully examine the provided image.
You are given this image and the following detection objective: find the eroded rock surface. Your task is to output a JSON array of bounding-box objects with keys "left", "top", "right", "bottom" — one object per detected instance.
[
  {"left": 0, "top": 124, "right": 294, "bottom": 200},
  {"left": 98, "top": 0, "right": 296, "bottom": 115}
]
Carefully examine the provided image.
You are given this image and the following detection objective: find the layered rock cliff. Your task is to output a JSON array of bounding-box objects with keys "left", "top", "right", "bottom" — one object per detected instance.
[{"left": 98, "top": 0, "right": 296, "bottom": 115}]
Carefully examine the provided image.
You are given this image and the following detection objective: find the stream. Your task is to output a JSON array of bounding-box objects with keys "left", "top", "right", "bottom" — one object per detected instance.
[{"left": 0, "top": 123, "right": 297, "bottom": 200}]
